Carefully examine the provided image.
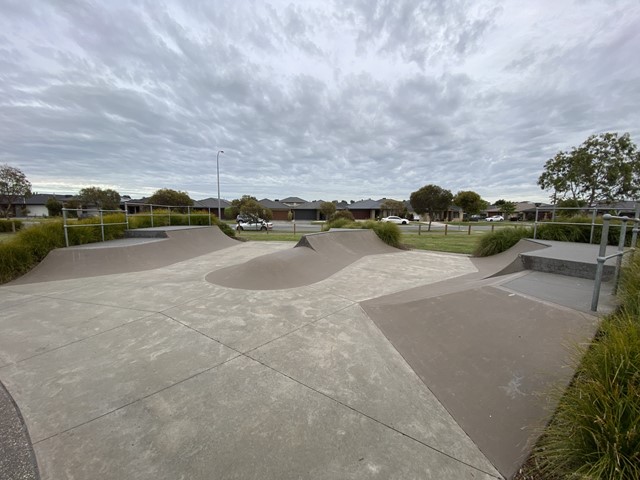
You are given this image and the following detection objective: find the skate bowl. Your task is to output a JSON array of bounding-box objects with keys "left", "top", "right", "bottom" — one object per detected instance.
[
  {"left": 10, "top": 226, "right": 238, "bottom": 285},
  {"left": 206, "top": 229, "right": 397, "bottom": 290}
]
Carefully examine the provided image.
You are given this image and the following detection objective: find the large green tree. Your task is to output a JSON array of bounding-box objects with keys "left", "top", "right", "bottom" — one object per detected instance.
[
  {"left": 538, "top": 132, "right": 640, "bottom": 205},
  {"left": 380, "top": 199, "right": 406, "bottom": 217},
  {"left": 77, "top": 187, "right": 121, "bottom": 210},
  {"left": 453, "top": 191, "right": 487, "bottom": 216},
  {"left": 319, "top": 201, "right": 336, "bottom": 220},
  {"left": 409, "top": 184, "right": 453, "bottom": 230},
  {"left": 229, "top": 195, "right": 273, "bottom": 221},
  {"left": 0, "top": 164, "right": 32, "bottom": 218},
  {"left": 148, "top": 188, "right": 193, "bottom": 207}
]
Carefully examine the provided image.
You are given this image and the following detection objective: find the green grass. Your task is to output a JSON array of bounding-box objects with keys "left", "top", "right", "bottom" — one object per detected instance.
[
  {"left": 473, "top": 227, "right": 533, "bottom": 257},
  {"left": 235, "top": 231, "right": 303, "bottom": 242},
  {"left": 0, "top": 232, "right": 16, "bottom": 243},
  {"left": 401, "top": 232, "right": 481, "bottom": 254}
]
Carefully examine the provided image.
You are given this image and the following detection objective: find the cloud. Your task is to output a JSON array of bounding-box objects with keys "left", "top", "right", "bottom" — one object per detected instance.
[{"left": 0, "top": 0, "right": 639, "bottom": 203}]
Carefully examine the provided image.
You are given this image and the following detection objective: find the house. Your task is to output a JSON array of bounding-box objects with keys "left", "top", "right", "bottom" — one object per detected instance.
[
  {"left": 292, "top": 200, "right": 327, "bottom": 221},
  {"left": 0, "top": 193, "right": 76, "bottom": 217},
  {"left": 347, "top": 199, "right": 383, "bottom": 220},
  {"left": 258, "top": 199, "right": 292, "bottom": 221},
  {"left": 192, "top": 198, "right": 232, "bottom": 216}
]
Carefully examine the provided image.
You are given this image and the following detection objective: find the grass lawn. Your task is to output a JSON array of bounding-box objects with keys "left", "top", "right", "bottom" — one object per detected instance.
[
  {"left": 235, "top": 231, "right": 304, "bottom": 242},
  {"left": 401, "top": 231, "right": 481, "bottom": 255},
  {"left": 236, "top": 229, "right": 483, "bottom": 255}
]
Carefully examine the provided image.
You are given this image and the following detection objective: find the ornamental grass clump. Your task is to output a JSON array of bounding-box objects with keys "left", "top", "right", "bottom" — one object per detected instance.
[
  {"left": 472, "top": 227, "right": 533, "bottom": 257},
  {"left": 321, "top": 218, "right": 401, "bottom": 248},
  {"left": 533, "top": 312, "right": 640, "bottom": 479}
]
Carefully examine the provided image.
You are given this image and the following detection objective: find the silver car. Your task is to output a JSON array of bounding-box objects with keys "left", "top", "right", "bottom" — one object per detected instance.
[
  {"left": 380, "top": 215, "right": 410, "bottom": 225},
  {"left": 236, "top": 218, "right": 273, "bottom": 231}
]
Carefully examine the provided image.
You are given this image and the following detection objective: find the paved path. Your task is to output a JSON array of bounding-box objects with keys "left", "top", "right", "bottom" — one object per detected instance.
[{"left": 0, "top": 236, "right": 613, "bottom": 479}]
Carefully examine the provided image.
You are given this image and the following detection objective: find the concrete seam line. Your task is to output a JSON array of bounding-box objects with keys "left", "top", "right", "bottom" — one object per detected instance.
[
  {"left": 243, "top": 354, "right": 502, "bottom": 479},
  {"left": 0, "top": 311, "right": 160, "bottom": 368},
  {"left": 159, "top": 312, "right": 244, "bottom": 355},
  {"left": 31, "top": 353, "right": 244, "bottom": 446}
]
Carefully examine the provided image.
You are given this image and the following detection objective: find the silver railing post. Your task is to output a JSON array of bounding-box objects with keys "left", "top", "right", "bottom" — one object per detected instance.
[
  {"left": 100, "top": 209, "right": 105, "bottom": 242},
  {"left": 589, "top": 207, "right": 597, "bottom": 244},
  {"left": 150, "top": 205, "right": 154, "bottom": 227},
  {"left": 63, "top": 208, "right": 70, "bottom": 247},
  {"left": 591, "top": 214, "right": 611, "bottom": 311},
  {"left": 613, "top": 217, "right": 629, "bottom": 294},
  {"left": 533, "top": 207, "right": 539, "bottom": 239},
  {"left": 632, "top": 202, "right": 640, "bottom": 252}
]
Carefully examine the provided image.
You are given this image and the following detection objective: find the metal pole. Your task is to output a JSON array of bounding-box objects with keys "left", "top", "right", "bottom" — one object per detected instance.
[
  {"left": 631, "top": 202, "right": 640, "bottom": 251},
  {"left": 613, "top": 217, "right": 629, "bottom": 294},
  {"left": 125, "top": 202, "right": 129, "bottom": 230},
  {"left": 100, "top": 209, "right": 105, "bottom": 242},
  {"left": 533, "top": 207, "right": 538, "bottom": 239},
  {"left": 589, "top": 207, "right": 597, "bottom": 244},
  {"left": 150, "top": 205, "right": 154, "bottom": 227},
  {"left": 591, "top": 214, "right": 611, "bottom": 311},
  {"left": 63, "top": 208, "right": 69, "bottom": 247},
  {"left": 217, "top": 150, "right": 224, "bottom": 219}
]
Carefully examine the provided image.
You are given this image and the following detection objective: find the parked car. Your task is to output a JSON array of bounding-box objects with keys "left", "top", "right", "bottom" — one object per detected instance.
[
  {"left": 468, "top": 214, "right": 484, "bottom": 222},
  {"left": 236, "top": 217, "right": 273, "bottom": 231},
  {"left": 486, "top": 215, "right": 504, "bottom": 222},
  {"left": 380, "top": 216, "right": 410, "bottom": 225}
]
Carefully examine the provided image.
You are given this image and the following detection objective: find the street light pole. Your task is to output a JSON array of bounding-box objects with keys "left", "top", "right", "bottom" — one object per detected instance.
[{"left": 216, "top": 150, "right": 224, "bottom": 219}]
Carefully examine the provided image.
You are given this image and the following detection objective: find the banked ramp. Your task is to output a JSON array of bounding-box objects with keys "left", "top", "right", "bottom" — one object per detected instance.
[
  {"left": 10, "top": 226, "right": 238, "bottom": 285},
  {"left": 206, "top": 229, "right": 397, "bottom": 290}
]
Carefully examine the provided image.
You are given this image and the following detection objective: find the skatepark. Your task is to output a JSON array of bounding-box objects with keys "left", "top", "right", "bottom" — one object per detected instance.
[{"left": 0, "top": 226, "right": 617, "bottom": 479}]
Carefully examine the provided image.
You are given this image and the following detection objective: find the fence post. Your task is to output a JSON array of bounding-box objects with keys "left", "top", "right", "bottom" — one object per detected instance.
[
  {"left": 444, "top": 224, "right": 448, "bottom": 236},
  {"left": 491, "top": 224, "right": 495, "bottom": 233},
  {"left": 100, "top": 210, "right": 105, "bottom": 242},
  {"left": 150, "top": 205, "right": 154, "bottom": 227},
  {"left": 468, "top": 224, "right": 471, "bottom": 235},
  {"left": 418, "top": 223, "right": 421, "bottom": 235},
  {"left": 63, "top": 208, "right": 70, "bottom": 247},
  {"left": 589, "top": 207, "right": 598, "bottom": 244},
  {"left": 613, "top": 218, "right": 629, "bottom": 294},
  {"left": 125, "top": 203, "right": 129, "bottom": 230},
  {"left": 293, "top": 221, "right": 296, "bottom": 235},
  {"left": 591, "top": 215, "right": 611, "bottom": 311},
  {"left": 631, "top": 202, "right": 640, "bottom": 252}
]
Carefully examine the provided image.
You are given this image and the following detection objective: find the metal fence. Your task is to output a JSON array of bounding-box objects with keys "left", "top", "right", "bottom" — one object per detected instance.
[
  {"left": 591, "top": 212, "right": 640, "bottom": 311},
  {"left": 61, "top": 203, "right": 220, "bottom": 247}
]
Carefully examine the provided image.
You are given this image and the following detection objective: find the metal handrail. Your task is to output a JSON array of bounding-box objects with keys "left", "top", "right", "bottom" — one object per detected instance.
[
  {"left": 61, "top": 203, "right": 220, "bottom": 247},
  {"left": 591, "top": 208, "right": 640, "bottom": 311}
]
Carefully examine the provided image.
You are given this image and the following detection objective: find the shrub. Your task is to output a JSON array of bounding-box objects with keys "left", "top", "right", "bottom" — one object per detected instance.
[
  {"left": 320, "top": 218, "right": 400, "bottom": 248},
  {"left": 533, "top": 312, "right": 640, "bottom": 479},
  {"left": 473, "top": 227, "right": 533, "bottom": 257},
  {"left": 0, "top": 219, "right": 23, "bottom": 232},
  {"left": 330, "top": 210, "right": 354, "bottom": 222},
  {"left": 362, "top": 220, "right": 401, "bottom": 248},
  {"left": 0, "top": 221, "right": 65, "bottom": 283}
]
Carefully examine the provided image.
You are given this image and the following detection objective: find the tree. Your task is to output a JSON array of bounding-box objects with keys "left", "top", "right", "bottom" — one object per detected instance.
[
  {"left": 77, "top": 187, "right": 121, "bottom": 210},
  {"left": 538, "top": 132, "right": 640, "bottom": 205},
  {"left": 409, "top": 184, "right": 453, "bottom": 231},
  {"left": 499, "top": 201, "right": 517, "bottom": 219},
  {"left": 46, "top": 197, "right": 63, "bottom": 217},
  {"left": 148, "top": 188, "right": 193, "bottom": 207},
  {"left": 380, "top": 199, "right": 406, "bottom": 217},
  {"left": 319, "top": 201, "right": 336, "bottom": 220},
  {"left": 229, "top": 195, "right": 272, "bottom": 221},
  {"left": 453, "top": 191, "right": 487, "bottom": 216},
  {"left": 0, "top": 164, "right": 32, "bottom": 218}
]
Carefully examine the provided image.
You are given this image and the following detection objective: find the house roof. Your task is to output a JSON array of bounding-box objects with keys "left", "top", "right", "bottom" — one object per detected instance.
[
  {"left": 293, "top": 200, "right": 327, "bottom": 210},
  {"left": 258, "top": 198, "right": 290, "bottom": 210},
  {"left": 192, "top": 198, "right": 231, "bottom": 209},
  {"left": 280, "top": 196, "right": 307, "bottom": 204},
  {"left": 347, "top": 198, "right": 383, "bottom": 210},
  {"left": 22, "top": 193, "right": 76, "bottom": 205}
]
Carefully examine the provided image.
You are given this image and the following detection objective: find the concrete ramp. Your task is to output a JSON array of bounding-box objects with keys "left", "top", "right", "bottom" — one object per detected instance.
[
  {"left": 10, "top": 226, "right": 238, "bottom": 285},
  {"left": 206, "top": 229, "right": 397, "bottom": 290},
  {"left": 471, "top": 238, "right": 549, "bottom": 278}
]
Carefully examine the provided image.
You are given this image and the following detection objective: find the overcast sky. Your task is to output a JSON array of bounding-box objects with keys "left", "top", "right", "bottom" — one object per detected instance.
[{"left": 1, "top": 0, "right": 639, "bottom": 203}]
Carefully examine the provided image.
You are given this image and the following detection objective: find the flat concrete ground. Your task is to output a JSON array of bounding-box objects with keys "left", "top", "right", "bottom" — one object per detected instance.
[{"left": 0, "top": 240, "right": 608, "bottom": 479}]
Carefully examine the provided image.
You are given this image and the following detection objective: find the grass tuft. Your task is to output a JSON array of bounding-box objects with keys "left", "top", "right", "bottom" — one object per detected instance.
[
  {"left": 321, "top": 219, "right": 401, "bottom": 248},
  {"left": 472, "top": 227, "right": 533, "bottom": 257}
]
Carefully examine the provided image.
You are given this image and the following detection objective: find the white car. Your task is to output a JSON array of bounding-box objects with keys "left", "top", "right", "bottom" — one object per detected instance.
[
  {"left": 381, "top": 216, "right": 410, "bottom": 225},
  {"left": 486, "top": 215, "right": 504, "bottom": 222},
  {"left": 236, "top": 218, "right": 273, "bottom": 231}
]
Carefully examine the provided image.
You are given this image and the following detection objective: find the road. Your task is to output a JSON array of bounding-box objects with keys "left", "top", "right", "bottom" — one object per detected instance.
[{"left": 268, "top": 221, "right": 524, "bottom": 234}]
